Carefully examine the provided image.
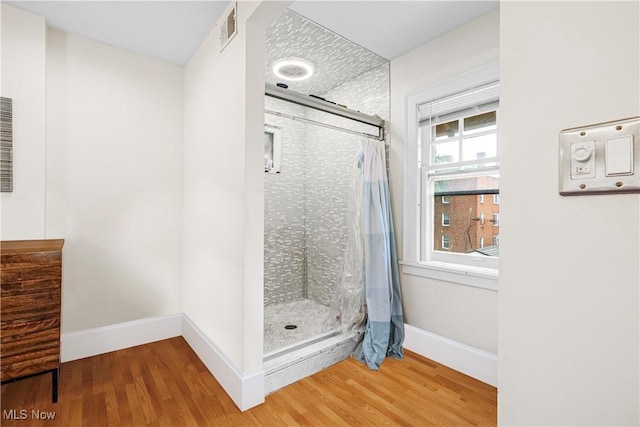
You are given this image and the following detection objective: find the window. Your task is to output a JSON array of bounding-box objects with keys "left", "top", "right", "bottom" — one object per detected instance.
[
  {"left": 402, "top": 63, "right": 499, "bottom": 290},
  {"left": 493, "top": 235, "right": 499, "bottom": 246},
  {"left": 423, "top": 82, "right": 499, "bottom": 266},
  {"left": 492, "top": 213, "right": 499, "bottom": 226},
  {"left": 493, "top": 194, "right": 500, "bottom": 205}
]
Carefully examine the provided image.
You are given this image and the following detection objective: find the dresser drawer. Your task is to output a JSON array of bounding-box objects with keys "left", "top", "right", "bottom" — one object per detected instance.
[
  {"left": 1, "top": 262, "right": 62, "bottom": 282},
  {"left": 1, "top": 250, "right": 61, "bottom": 266},
  {"left": 1, "top": 278, "right": 61, "bottom": 297},
  {"left": 1, "top": 325, "right": 61, "bottom": 358},
  {"left": 0, "top": 347, "right": 60, "bottom": 381},
  {"left": 1, "top": 317, "right": 60, "bottom": 338},
  {"left": 1, "top": 280, "right": 61, "bottom": 325}
]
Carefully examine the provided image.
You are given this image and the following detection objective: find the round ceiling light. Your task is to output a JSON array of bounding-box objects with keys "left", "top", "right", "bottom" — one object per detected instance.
[{"left": 272, "top": 57, "right": 314, "bottom": 81}]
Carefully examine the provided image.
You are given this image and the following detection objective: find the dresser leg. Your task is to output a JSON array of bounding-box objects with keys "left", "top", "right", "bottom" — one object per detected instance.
[{"left": 52, "top": 368, "right": 59, "bottom": 403}]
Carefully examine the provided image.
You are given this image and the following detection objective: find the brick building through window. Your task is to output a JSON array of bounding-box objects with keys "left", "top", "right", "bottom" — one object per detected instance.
[{"left": 433, "top": 176, "right": 499, "bottom": 256}]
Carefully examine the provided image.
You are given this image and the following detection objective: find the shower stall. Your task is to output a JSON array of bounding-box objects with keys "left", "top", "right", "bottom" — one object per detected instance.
[{"left": 263, "top": 10, "right": 390, "bottom": 393}]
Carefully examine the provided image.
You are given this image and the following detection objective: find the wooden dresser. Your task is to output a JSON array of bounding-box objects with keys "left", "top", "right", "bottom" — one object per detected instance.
[{"left": 1, "top": 239, "right": 64, "bottom": 403}]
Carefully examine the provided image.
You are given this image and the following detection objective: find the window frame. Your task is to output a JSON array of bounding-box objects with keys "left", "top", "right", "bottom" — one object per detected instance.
[{"left": 401, "top": 63, "right": 499, "bottom": 291}]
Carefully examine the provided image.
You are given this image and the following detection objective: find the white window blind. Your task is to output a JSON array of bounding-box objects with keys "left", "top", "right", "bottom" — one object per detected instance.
[
  {"left": 419, "top": 80, "right": 500, "bottom": 178},
  {"left": 418, "top": 81, "right": 499, "bottom": 124}
]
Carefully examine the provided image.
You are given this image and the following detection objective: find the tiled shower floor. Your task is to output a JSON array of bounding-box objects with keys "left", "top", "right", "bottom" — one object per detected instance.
[{"left": 264, "top": 299, "right": 338, "bottom": 355}]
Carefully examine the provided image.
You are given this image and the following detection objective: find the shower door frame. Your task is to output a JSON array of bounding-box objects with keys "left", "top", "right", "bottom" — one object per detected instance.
[{"left": 265, "top": 83, "right": 385, "bottom": 140}]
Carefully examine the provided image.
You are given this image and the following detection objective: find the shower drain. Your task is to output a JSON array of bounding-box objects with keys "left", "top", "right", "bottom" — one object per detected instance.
[{"left": 284, "top": 324, "right": 297, "bottom": 330}]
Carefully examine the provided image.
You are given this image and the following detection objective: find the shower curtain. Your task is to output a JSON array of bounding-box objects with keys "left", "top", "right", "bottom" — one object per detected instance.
[
  {"left": 353, "top": 137, "right": 405, "bottom": 370},
  {"left": 327, "top": 148, "right": 366, "bottom": 337}
]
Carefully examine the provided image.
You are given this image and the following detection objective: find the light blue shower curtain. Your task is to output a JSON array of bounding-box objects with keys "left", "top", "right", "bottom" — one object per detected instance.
[{"left": 353, "top": 137, "right": 405, "bottom": 370}]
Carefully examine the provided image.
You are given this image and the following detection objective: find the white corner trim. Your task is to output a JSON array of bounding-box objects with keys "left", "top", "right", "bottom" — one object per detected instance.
[
  {"left": 403, "top": 323, "right": 497, "bottom": 387},
  {"left": 181, "top": 314, "right": 264, "bottom": 411},
  {"left": 61, "top": 313, "right": 182, "bottom": 363}
]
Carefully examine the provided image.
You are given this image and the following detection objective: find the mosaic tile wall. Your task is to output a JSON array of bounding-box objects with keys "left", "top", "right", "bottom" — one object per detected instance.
[
  {"left": 263, "top": 97, "right": 308, "bottom": 305},
  {"left": 305, "top": 64, "right": 390, "bottom": 306},
  {"left": 265, "top": 10, "right": 387, "bottom": 97},
  {"left": 264, "top": 9, "right": 390, "bottom": 308}
]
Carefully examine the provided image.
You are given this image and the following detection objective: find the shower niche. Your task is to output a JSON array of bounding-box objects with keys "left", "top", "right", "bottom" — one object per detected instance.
[
  {"left": 264, "top": 124, "right": 282, "bottom": 173},
  {"left": 263, "top": 9, "right": 389, "bottom": 393}
]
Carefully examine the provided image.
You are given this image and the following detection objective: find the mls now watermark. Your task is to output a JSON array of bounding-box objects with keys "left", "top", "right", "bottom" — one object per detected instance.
[{"left": 3, "top": 409, "right": 57, "bottom": 420}]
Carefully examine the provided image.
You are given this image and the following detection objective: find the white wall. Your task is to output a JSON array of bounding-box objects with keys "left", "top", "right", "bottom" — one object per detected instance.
[
  {"left": 43, "top": 24, "right": 182, "bottom": 332},
  {"left": 183, "top": 4, "right": 249, "bottom": 373},
  {"left": 499, "top": 2, "right": 639, "bottom": 425},
  {"left": 0, "top": 5, "right": 46, "bottom": 239},
  {"left": 183, "top": 1, "right": 288, "bottom": 378},
  {"left": 389, "top": 10, "right": 499, "bottom": 353}
]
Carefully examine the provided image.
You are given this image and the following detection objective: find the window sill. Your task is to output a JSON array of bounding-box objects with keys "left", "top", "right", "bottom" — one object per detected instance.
[{"left": 399, "top": 260, "right": 498, "bottom": 291}]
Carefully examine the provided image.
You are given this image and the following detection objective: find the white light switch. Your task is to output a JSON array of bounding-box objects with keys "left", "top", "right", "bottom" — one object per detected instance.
[
  {"left": 606, "top": 135, "right": 633, "bottom": 176},
  {"left": 559, "top": 116, "right": 640, "bottom": 195}
]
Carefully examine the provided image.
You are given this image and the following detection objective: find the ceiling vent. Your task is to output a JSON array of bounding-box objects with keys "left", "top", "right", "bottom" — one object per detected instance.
[{"left": 219, "top": 2, "right": 237, "bottom": 52}]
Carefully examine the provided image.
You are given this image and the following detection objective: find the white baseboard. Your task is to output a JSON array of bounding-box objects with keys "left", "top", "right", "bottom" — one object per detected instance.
[
  {"left": 61, "top": 313, "right": 182, "bottom": 362},
  {"left": 403, "top": 323, "right": 497, "bottom": 387},
  {"left": 60, "top": 313, "right": 264, "bottom": 411},
  {"left": 61, "top": 317, "right": 491, "bottom": 408},
  {"left": 181, "top": 314, "right": 264, "bottom": 411}
]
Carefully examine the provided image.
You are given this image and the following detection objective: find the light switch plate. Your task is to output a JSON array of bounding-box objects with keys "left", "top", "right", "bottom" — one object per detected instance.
[{"left": 559, "top": 116, "right": 640, "bottom": 196}]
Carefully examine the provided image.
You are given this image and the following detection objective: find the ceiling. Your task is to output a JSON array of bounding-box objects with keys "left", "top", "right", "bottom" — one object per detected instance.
[
  {"left": 3, "top": 1, "right": 229, "bottom": 66},
  {"left": 289, "top": 1, "right": 498, "bottom": 60},
  {"left": 3, "top": 1, "right": 498, "bottom": 66}
]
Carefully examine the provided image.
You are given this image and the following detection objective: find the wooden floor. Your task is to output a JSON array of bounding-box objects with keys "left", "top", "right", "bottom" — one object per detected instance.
[{"left": 1, "top": 337, "right": 496, "bottom": 426}]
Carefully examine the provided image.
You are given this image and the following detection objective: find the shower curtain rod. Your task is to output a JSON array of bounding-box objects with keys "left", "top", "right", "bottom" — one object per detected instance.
[
  {"left": 265, "top": 83, "right": 385, "bottom": 140},
  {"left": 265, "top": 109, "right": 383, "bottom": 140}
]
